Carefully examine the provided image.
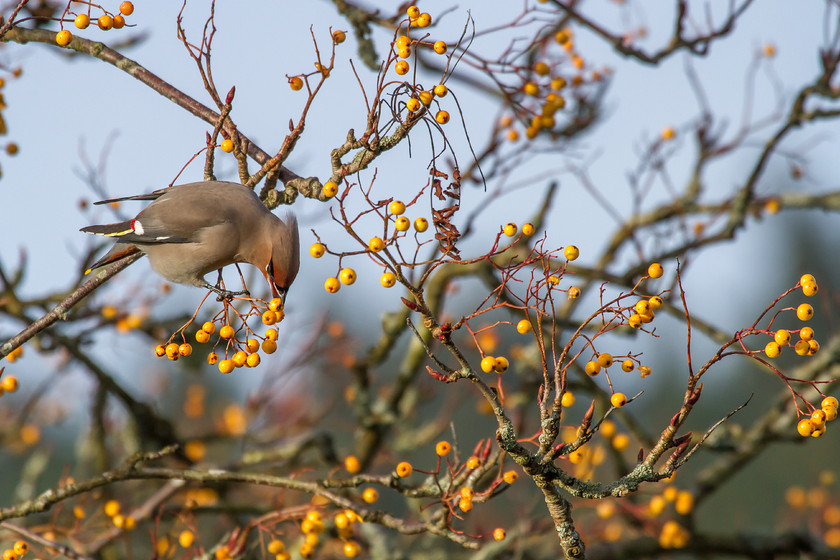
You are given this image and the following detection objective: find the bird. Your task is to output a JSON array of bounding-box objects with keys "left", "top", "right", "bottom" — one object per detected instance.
[{"left": 81, "top": 181, "right": 300, "bottom": 300}]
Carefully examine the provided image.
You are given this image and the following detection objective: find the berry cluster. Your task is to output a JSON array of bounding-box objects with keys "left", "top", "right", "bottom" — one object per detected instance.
[
  {"left": 0, "top": 541, "right": 28, "bottom": 560},
  {"left": 153, "top": 297, "right": 285, "bottom": 374},
  {"left": 55, "top": 2, "right": 135, "bottom": 47}
]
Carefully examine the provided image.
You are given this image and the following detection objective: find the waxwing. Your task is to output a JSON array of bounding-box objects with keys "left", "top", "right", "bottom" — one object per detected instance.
[{"left": 81, "top": 181, "right": 300, "bottom": 299}]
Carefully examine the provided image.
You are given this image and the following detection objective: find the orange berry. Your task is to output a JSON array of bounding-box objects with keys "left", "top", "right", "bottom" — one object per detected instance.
[
  {"left": 104, "top": 500, "right": 121, "bottom": 517},
  {"left": 585, "top": 360, "right": 601, "bottom": 376},
  {"left": 220, "top": 139, "right": 233, "bottom": 153},
  {"left": 332, "top": 30, "right": 346, "bottom": 44},
  {"left": 597, "top": 353, "right": 613, "bottom": 368},
  {"left": 112, "top": 14, "right": 125, "bottom": 29},
  {"left": 261, "top": 339, "right": 277, "bottom": 354},
  {"left": 380, "top": 272, "right": 396, "bottom": 288},
  {"left": 246, "top": 353, "right": 260, "bottom": 367},
  {"left": 345, "top": 455, "right": 361, "bottom": 473},
  {"left": 343, "top": 541, "right": 361, "bottom": 558},
  {"left": 98, "top": 15, "right": 113, "bottom": 30},
  {"left": 493, "top": 528, "right": 506, "bottom": 541},
  {"left": 396, "top": 461, "right": 413, "bottom": 477},
  {"left": 436, "top": 440, "right": 451, "bottom": 456},
  {"left": 503, "top": 470, "right": 518, "bottom": 484},
  {"left": 648, "top": 262, "right": 664, "bottom": 278},
  {"left": 433, "top": 84, "right": 448, "bottom": 97},
  {"left": 433, "top": 40, "right": 447, "bottom": 54},
  {"left": 561, "top": 391, "right": 575, "bottom": 407},
  {"left": 207, "top": 352, "right": 219, "bottom": 365},
  {"left": 516, "top": 319, "right": 531, "bottom": 334},
  {"left": 661, "top": 127, "right": 676, "bottom": 141},
  {"left": 289, "top": 76, "right": 304, "bottom": 91},
  {"left": 435, "top": 110, "right": 450, "bottom": 124},
  {"left": 120, "top": 1, "right": 135, "bottom": 15},
  {"left": 219, "top": 325, "right": 235, "bottom": 339},
  {"left": 340, "top": 268, "right": 357, "bottom": 285},
  {"left": 11, "top": 543, "right": 26, "bottom": 556},
  {"left": 74, "top": 14, "right": 90, "bottom": 29},
  {"left": 232, "top": 350, "right": 248, "bottom": 368},
  {"left": 395, "top": 216, "right": 411, "bottom": 231},
  {"left": 458, "top": 498, "right": 472, "bottom": 512},
  {"left": 323, "top": 181, "right": 338, "bottom": 198},
  {"left": 179, "top": 531, "right": 195, "bottom": 548},
  {"left": 265, "top": 328, "right": 279, "bottom": 341},
  {"left": 466, "top": 456, "right": 480, "bottom": 469},
  {"left": 419, "top": 90, "right": 434, "bottom": 106},
  {"left": 325, "top": 277, "right": 341, "bottom": 293},
  {"left": 262, "top": 310, "right": 277, "bottom": 325},
  {"left": 178, "top": 343, "right": 192, "bottom": 357},
  {"left": 369, "top": 237, "right": 385, "bottom": 252},
  {"left": 55, "top": 30, "right": 73, "bottom": 46},
  {"left": 202, "top": 321, "right": 216, "bottom": 334},
  {"left": 395, "top": 60, "right": 410, "bottom": 75},
  {"left": 218, "top": 359, "right": 234, "bottom": 374},
  {"left": 621, "top": 360, "right": 635, "bottom": 372},
  {"left": 362, "top": 487, "right": 378, "bottom": 503}
]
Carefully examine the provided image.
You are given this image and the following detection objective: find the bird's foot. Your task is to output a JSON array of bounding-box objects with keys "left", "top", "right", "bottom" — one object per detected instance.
[{"left": 204, "top": 284, "right": 250, "bottom": 301}]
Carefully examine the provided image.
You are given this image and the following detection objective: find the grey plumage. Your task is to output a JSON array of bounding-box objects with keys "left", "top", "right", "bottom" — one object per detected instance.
[{"left": 82, "top": 181, "right": 300, "bottom": 299}]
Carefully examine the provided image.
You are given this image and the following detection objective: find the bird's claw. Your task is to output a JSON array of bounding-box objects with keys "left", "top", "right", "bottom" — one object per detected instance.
[{"left": 205, "top": 284, "right": 250, "bottom": 301}]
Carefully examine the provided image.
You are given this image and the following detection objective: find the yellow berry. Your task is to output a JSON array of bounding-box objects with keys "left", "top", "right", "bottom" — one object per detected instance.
[
  {"left": 774, "top": 329, "right": 790, "bottom": 345},
  {"left": 220, "top": 139, "right": 233, "bottom": 153},
  {"left": 343, "top": 541, "right": 361, "bottom": 558},
  {"left": 796, "top": 303, "right": 814, "bottom": 321},
  {"left": 494, "top": 356, "right": 509, "bottom": 373},
  {"left": 802, "top": 281, "right": 818, "bottom": 296},
  {"left": 246, "top": 353, "right": 260, "bottom": 367},
  {"left": 503, "top": 223, "right": 517, "bottom": 236},
  {"left": 362, "top": 487, "right": 378, "bottom": 503},
  {"left": 458, "top": 498, "right": 473, "bottom": 512},
  {"left": 635, "top": 300, "right": 650, "bottom": 315},
  {"left": 466, "top": 456, "right": 480, "bottom": 469},
  {"left": 800, "top": 273, "right": 816, "bottom": 286},
  {"left": 628, "top": 314, "right": 642, "bottom": 328},
  {"left": 516, "top": 319, "right": 531, "bottom": 334},
  {"left": 380, "top": 272, "right": 396, "bottom": 287},
  {"left": 218, "top": 359, "right": 234, "bottom": 374},
  {"left": 201, "top": 321, "right": 216, "bottom": 334},
  {"left": 568, "top": 286, "right": 581, "bottom": 299},
  {"left": 648, "top": 262, "right": 664, "bottom": 278},
  {"left": 104, "top": 500, "right": 121, "bottom": 517},
  {"left": 795, "top": 340, "right": 810, "bottom": 356},
  {"left": 345, "top": 455, "right": 361, "bottom": 473},
  {"left": 812, "top": 409, "right": 827, "bottom": 427},
  {"left": 597, "top": 353, "right": 613, "bottom": 368},
  {"left": 75, "top": 14, "right": 90, "bottom": 29},
  {"left": 261, "top": 310, "right": 277, "bottom": 325},
  {"left": 396, "top": 461, "right": 413, "bottom": 477},
  {"left": 610, "top": 392, "right": 627, "bottom": 408},
  {"left": 98, "top": 15, "right": 113, "bottom": 30},
  {"left": 548, "top": 275, "right": 560, "bottom": 285},
  {"left": 207, "top": 352, "right": 219, "bottom": 365},
  {"left": 551, "top": 77, "right": 568, "bottom": 90},
  {"left": 661, "top": 127, "right": 676, "bottom": 141},
  {"left": 406, "top": 6, "right": 420, "bottom": 18},
  {"left": 269, "top": 297, "right": 284, "bottom": 312},
  {"left": 503, "top": 470, "right": 518, "bottom": 484},
  {"left": 797, "top": 418, "right": 815, "bottom": 436},
  {"left": 261, "top": 339, "right": 277, "bottom": 354},
  {"left": 395, "top": 60, "right": 410, "bottom": 75},
  {"left": 493, "top": 528, "right": 506, "bottom": 541},
  {"left": 1, "top": 376, "right": 18, "bottom": 392},
  {"left": 675, "top": 491, "right": 694, "bottom": 515},
  {"left": 764, "top": 341, "right": 781, "bottom": 358},
  {"left": 395, "top": 216, "right": 411, "bottom": 231},
  {"left": 179, "top": 343, "right": 192, "bottom": 357},
  {"left": 507, "top": 129, "right": 520, "bottom": 142},
  {"left": 419, "top": 90, "right": 434, "bottom": 106},
  {"left": 561, "top": 391, "right": 575, "bottom": 407},
  {"left": 406, "top": 97, "right": 421, "bottom": 112},
  {"left": 585, "top": 360, "right": 601, "bottom": 376},
  {"left": 436, "top": 440, "right": 451, "bottom": 456},
  {"left": 323, "top": 181, "right": 338, "bottom": 198},
  {"left": 232, "top": 350, "right": 248, "bottom": 368},
  {"left": 639, "top": 365, "right": 652, "bottom": 378},
  {"left": 219, "top": 325, "right": 235, "bottom": 339},
  {"left": 535, "top": 61, "right": 550, "bottom": 75},
  {"left": 435, "top": 110, "right": 450, "bottom": 124},
  {"left": 396, "top": 35, "right": 411, "bottom": 48},
  {"left": 179, "top": 531, "right": 195, "bottom": 548},
  {"left": 11, "top": 543, "right": 26, "bottom": 556},
  {"left": 416, "top": 13, "right": 432, "bottom": 27},
  {"left": 120, "top": 2, "right": 135, "bottom": 15},
  {"left": 369, "top": 237, "right": 385, "bottom": 252},
  {"left": 112, "top": 14, "right": 126, "bottom": 29},
  {"left": 648, "top": 296, "right": 663, "bottom": 310},
  {"left": 56, "top": 30, "right": 73, "bottom": 46},
  {"left": 523, "top": 82, "right": 539, "bottom": 96},
  {"left": 480, "top": 356, "right": 496, "bottom": 373},
  {"left": 332, "top": 30, "right": 346, "bottom": 44},
  {"left": 309, "top": 243, "right": 326, "bottom": 258},
  {"left": 289, "top": 76, "right": 304, "bottom": 91},
  {"left": 564, "top": 245, "right": 579, "bottom": 261},
  {"left": 340, "top": 268, "right": 357, "bottom": 285},
  {"left": 800, "top": 327, "right": 815, "bottom": 341},
  {"left": 389, "top": 200, "right": 406, "bottom": 215},
  {"left": 824, "top": 405, "right": 838, "bottom": 422},
  {"left": 621, "top": 359, "right": 635, "bottom": 372},
  {"left": 325, "top": 277, "right": 341, "bottom": 293},
  {"left": 822, "top": 396, "right": 839, "bottom": 410},
  {"left": 414, "top": 217, "right": 429, "bottom": 232},
  {"left": 433, "top": 40, "right": 447, "bottom": 54}
]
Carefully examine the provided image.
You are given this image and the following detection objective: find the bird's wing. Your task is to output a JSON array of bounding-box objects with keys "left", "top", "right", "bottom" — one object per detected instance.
[
  {"left": 80, "top": 218, "right": 190, "bottom": 244},
  {"left": 92, "top": 187, "right": 172, "bottom": 205}
]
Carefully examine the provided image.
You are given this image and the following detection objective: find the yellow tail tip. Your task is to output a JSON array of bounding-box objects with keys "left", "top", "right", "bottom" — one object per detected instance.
[{"left": 84, "top": 268, "right": 92, "bottom": 275}]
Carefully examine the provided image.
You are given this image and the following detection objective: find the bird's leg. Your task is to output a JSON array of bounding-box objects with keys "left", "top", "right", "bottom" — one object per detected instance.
[{"left": 205, "top": 269, "right": 250, "bottom": 301}]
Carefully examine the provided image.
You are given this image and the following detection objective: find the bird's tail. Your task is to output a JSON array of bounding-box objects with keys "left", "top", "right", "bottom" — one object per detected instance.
[
  {"left": 81, "top": 220, "right": 135, "bottom": 237},
  {"left": 84, "top": 243, "right": 141, "bottom": 275}
]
